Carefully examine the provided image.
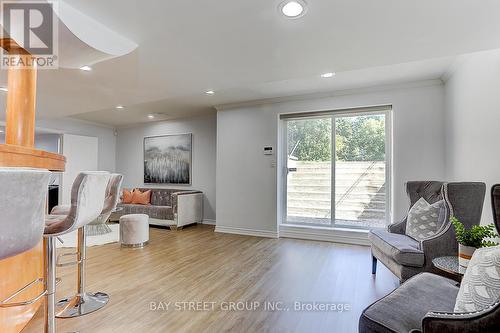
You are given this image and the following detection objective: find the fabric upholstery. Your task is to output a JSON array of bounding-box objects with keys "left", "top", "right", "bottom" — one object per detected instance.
[
  {"left": 359, "top": 273, "right": 459, "bottom": 333},
  {"left": 444, "top": 182, "right": 486, "bottom": 230},
  {"left": 122, "top": 188, "right": 134, "bottom": 204},
  {"left": 406, "top": 198, "right": 446, "bottom": 241},
  {"left": 492, "top": 184, "right": 500, "bottom": 234},
  {"left": 118, "top": 203, "right": 174, "bottom": 220},
  {"left": 87, "top": 174, "right": 123, "bottom": 235},
  {"left": 369, "top": 229, "right": 424, "bottom": 267},
  {"left": 98, "top": 174, "right": 124, "bottom": 220},
  {"left": 406, "top": 181, "right": 444, "bottom": 207},
  {"left": 120, "top": 214, "right": 149, "bottom": 245},
  {"left": 454, "top": 245, "right": 500, "bottom": 313},
  {"left": 131, "top": 188, "right": 151, "bottom": 205},
  {"left": 116, "top": 188, "right": 203, "bottom": 223},
  {"left": 50, "top": 204, "right": 70, "bottom": 215},
  {"left": 138, "top": 188, "right": 173, "bottom": 206},
  {"left": 422, "top": 301, "right": 500, "bottom": 333},
  {"left": 371, "top": 245, "right": 424, "bottom": 282},
  {"left": 371, "top": 181, "right": 486, "bottom": 282},
  {"left": 388, "top": 216, "right": 407, "bottom": 235},
  {"left": 0, "top": 168, "right": 51, "bottom": 260},
  {"left": 51, "top": 174, "right": 123, "bottom": 236},
  {"left": 44, "top": 172, "right": 110, "bottom": 236}
]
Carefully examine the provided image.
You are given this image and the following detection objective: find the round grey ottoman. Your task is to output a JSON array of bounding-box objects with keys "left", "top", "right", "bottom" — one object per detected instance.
[{"left": 119, "top": 214, "right": 149, "bottom": 248}]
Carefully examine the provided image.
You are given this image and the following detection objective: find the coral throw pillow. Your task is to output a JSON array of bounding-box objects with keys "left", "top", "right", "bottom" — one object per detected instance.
[
  {"left": 122, "top": 189, "right": 134, "bottom": 204},
  {"left": 132, "top": 189, "right": 152, "bottom": 205}
]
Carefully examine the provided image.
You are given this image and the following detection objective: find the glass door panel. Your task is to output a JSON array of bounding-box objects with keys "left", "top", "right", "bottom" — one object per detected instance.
[
  {"left": 334, "top": 114, "right": 387, "bottom": 228},
  {"left": 286, "top": 117, "right": 332, "bottom": 225}
]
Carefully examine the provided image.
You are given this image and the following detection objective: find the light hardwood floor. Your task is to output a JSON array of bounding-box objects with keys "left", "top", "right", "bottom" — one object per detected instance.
[{"left": 23, "top": 224, "right": 398, "bottom": 333}]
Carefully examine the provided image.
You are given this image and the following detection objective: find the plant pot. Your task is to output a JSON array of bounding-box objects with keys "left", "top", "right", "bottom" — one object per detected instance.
[{"left": 458, "top": 244, "right": 477, "bottom": 268}]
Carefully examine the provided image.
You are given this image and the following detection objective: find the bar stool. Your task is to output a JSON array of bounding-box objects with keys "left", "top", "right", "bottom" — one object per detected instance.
[
  {"left": 44, "top": 171, "right": 110, "bottom": 333},
  {"left": 0, "top": 168, "right": 50, "bottom": 307},
  {"left": 53, "top": 173, "right": 123, "bottom": 318}
]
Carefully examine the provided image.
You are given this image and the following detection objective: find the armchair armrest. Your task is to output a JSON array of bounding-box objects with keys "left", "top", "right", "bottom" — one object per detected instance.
[
  {"left": 388, "top": 216, "right": 407, "bottom": 234},
  {"left": 422, "top": 301, "right": 500, "bottom": 333},
  {"left": 420, "top": 222, "right": 457, "bottom": 262}
]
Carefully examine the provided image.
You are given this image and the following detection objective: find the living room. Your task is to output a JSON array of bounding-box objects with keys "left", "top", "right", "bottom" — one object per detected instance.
[{"left": 0, "top": 1, "right": 499, "bottom": 332}]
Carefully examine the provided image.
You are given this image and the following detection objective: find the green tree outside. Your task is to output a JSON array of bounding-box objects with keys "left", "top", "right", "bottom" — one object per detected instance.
[{"left": 287, "top": 115, "right": 385, "bottom": 162}]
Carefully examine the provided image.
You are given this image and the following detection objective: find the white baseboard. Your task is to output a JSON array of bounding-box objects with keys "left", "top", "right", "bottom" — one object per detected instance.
[
  {"left": 201, "top": 219, "right": 216, "bottom": 225},
  {"left": 279, "top": 224, "right": 370, "bottom": 246},
  {"left": 215, "top": 225, "right": 278, "bottom": 239}
]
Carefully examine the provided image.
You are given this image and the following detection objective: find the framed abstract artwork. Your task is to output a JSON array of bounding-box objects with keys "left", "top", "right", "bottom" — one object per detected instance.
[{"left": 143, "top": 133, "right": 192, "bottom": 184}]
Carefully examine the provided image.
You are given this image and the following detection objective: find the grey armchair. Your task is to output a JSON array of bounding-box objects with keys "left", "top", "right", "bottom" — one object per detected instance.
[
  {"left": 359, "top": 272, "right": 500, "bottom": 333},
  {"left": 360, "top": 184, "right": 500, "bottom": 333},
  {"left": 370, "top": 181, "right": 486, "bottom": 282}
]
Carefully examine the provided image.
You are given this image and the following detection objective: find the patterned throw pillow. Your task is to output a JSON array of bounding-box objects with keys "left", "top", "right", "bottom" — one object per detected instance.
[
  {"left": 454, "top": 245, "right": 500, "bottom": 312},
  {"left": 405, "top": 197, "right": 445, "bottom": 241}
]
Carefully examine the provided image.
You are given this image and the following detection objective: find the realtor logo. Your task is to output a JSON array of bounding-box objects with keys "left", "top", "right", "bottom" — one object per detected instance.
[{"left": 1, "top": 0, "right": 58, "bottom": 69}]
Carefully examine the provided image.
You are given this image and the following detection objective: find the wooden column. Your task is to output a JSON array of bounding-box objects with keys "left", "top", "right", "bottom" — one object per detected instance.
[
  {"left": 5, "top": 54, "right": 37, "bottom": 147},
  {"left": 0, "top": 39, "right": 65, "bottom": 333}
]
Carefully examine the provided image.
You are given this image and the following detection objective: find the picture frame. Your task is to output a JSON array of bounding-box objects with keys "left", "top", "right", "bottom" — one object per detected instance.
[{"left": 143, "top": 133, "right": 192, "bottom": 184}]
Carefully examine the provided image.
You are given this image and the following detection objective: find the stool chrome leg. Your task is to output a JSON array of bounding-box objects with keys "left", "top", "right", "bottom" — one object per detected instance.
[
  {"left": 44, "top": 236, "right": 56, "bottom": 333},
  {"left": 55, "top": 226, "right": 109, "bottom": 318}
]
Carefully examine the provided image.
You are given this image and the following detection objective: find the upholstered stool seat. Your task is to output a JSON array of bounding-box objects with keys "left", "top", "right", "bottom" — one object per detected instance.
[
  {"left": 120, "top": 214, "right": 149, "bottom": 247},
  {"left": 0, "top": 168, "right": 50, "bottom": 310}
]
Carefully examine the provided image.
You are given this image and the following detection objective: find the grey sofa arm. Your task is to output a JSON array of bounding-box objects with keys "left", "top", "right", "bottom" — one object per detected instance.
[
  {"left": 388, "top": 216, "right": 407, "bottom": 234},
  {"left": 422, "top": 301, "right": 500, "bottom": 333},
  {"left": 172, "top": 191, "right": 203, "bottom": 227}
]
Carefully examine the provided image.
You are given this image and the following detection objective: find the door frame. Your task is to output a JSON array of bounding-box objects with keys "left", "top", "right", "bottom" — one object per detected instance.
[{"left": 279, "top": 106, "right": 393, "bottom": 229}]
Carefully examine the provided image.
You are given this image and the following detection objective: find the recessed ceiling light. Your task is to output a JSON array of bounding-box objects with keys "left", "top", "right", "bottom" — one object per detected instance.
[
  {"left": 205, "top": 90, "right": 215, "bottom": 95},
  {"left": 79, "top": 65, "right": 92, "bottom": 71},
  {"left": 147, "top": 114, "right": 155, "bottom": 119},
  {"left": 320, "top": 72, "right": 336, "bottom": 78},
  {"left": 279, "top": 0, "right": 307, "bottom": 18},
  {"left": 0, "top": 87, "right": 8, "bottom": 92},
  {"left": 115, "top": 105, "right": 124, "bottom": 109}
]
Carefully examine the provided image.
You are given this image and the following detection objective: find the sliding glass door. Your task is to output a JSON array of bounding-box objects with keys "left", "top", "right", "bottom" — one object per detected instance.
[
  {"left": 283, "top": 107, "right": 391, "bottom": 229},
  {"left": 286, "top": 117, "right": 332, "bottom": 225}
]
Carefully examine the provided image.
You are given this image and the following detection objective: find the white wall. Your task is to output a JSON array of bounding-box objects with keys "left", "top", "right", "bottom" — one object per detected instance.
[
  {"left": 0, "top": 117, "right": 115, "bottom": 171},
  {"left": 216, "top": 81, "right": 446, "bottom": 234},
  {"left": 36, "top": 117, "right": 116, "bottom": 172},
  {"left": 61, "top": 134, "right": 99, "bottom": 204},
  {"left": 115, "top": 114, "right": 217, "bottom": 221},
  {"left": 444, "top": 49, "right": 500, "bottom": 224}
]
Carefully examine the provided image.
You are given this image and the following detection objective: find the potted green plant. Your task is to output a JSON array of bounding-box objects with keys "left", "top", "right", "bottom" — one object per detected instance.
[{"left": 450, "top": 216, "right": 499, "bottom": 268}]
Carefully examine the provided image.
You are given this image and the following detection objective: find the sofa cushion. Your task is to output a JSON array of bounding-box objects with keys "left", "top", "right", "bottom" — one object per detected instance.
[
  {"left": 137, "top": 188, "right": 173, "bottom": 206},
  {"left": 454, "top": 245, "right": 500, "bottom": 313},
  {"left": 131, "top": 189, "right": 151, "bottom": 205},
  {"left": 119, "top": 204, "right": 174, "bottom": 221},
  {"left": 369, "top": 229, "right": 424, "bottom": 267},
  {"left": 122, "top": 189, "right": 134, "bottom": 204},
  {"left": 406, "top": 197, "right": 446, "bottom": 241},
  {"left": 360, "top": 272, "right": 459, "bottom": 333}
]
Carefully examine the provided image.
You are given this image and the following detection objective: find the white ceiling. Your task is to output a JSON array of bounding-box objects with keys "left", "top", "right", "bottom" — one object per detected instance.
[{"left": 1, "top": 0, "right": 500, "bottom": 127}]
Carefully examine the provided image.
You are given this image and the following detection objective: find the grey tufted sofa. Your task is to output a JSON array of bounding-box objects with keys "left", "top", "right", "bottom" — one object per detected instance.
[
  {"left": 112, "top": 188, "right": 203, "bottom": 229},
  {"left": 370, "top": 181, "right": 486, "bottom": 282}
]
